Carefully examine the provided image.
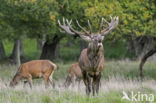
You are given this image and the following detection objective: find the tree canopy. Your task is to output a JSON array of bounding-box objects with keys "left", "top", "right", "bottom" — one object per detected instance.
[
  {"left": 0, "top": 0, "right": 58, "bottom": 40},
  {"left": 0, "top": 0, "right": 155, "bottom": 41}
]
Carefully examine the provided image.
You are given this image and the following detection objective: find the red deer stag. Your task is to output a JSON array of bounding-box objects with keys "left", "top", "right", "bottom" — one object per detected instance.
[
  {"left": 64, "top": 63, "right": 82, "bottom": 88},
  {"left": 58, "top": 16, "right": 119, "bottom": 95},
  {"left": 10, "top": 60, "right": 57, "bottom": 88}
]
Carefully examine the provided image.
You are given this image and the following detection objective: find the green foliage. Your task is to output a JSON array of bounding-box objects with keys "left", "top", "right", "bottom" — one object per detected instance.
[
  {"left": 0, "top": 0, "right": 155, "bottom": 61},
  {"left": 3, "top": 38, "right": 134, "bottom": 61},
  {"left": 103, "top": 39, "right": 129, "bottom": 59},
  {"left": 58, "top": 0, "right": 155, "bottom": 38},
  {"left": 4, "top": 39, "right": 41, "bottom": 60},
  {"left": 23, "top": 39, "right": 41, "bottom": 60},
  {"left": 120, "top": 0, "right": 156, "bottom": 37},
  {"left": 0, "top": 0, "right": 155, "bottom": 41},
  {"left": 3, "top": 40, "right": 14, "bottom": 57},
  {"left": 0, "top": 0, "right": 58, "bottom": 40}
]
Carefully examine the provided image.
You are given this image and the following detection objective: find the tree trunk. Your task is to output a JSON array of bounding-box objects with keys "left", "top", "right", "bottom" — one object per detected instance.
[
  {"left": 138, "top": 47, "right": 156, "bottom": 81},
  {"left": 0, "top": 41, "right": 6, "bottom": 61},
  {"left": 10, "top": 39, "right": 24, "bottom": 60},
  {"left": 37, "top": 39, "right": 45, "bottom": 50},
  {"left": 20, "top": 40, "right": 24, "bottom": 58},
  {"left": 40, "top": 35, "right": 61, "bottom": 61},
  {"left": 128, "top": 36, "right": 156, "bottom": 59},
  {"left": 13, "top": 39, "right": 21, "bottom": 67}
]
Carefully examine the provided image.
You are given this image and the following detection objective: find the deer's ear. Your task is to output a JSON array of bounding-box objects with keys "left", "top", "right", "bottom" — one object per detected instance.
[{"left": 80, "top": 35, "right": 92, "bottom": 42}]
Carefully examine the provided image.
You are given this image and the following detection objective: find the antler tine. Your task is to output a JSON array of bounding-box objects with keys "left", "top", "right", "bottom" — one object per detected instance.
[
  {"left": 88, "top": 20, "right": 92, "bottom": 34},
  {"left": 102, "top": 17, "right": 109, "bottom": 25},
  {"left": 58, "top": 19, "right": 66, "bottom": 33},
  {"left": 110, "top": 16, "right": 118, "bottom": 29},
  {"left": 99, "top": 18, "right": 104, "bottom": 33},
  {"left": 58, "top": 19, "right": 61, "bottom": 26},
  {"left": 63, "top": 17, "right": 65, "bottom": 25},
  {"left": 114, "top": 16, "right": 119, "bottom": 27},
  {"left": 76, "top": 20, "right": 89, "bottom": 35},
  {"left": 66, "top": 19, "right": 71, "bottom": 26},
  {"left": 58, "top": 18, "right": 92, "bottom": 41},
  {"left": 65, "top": 19, "right": 84, "bottom": 35},
  {"left": 100, "top": 16, "right": 119, "bottom": 36},
  {"left": 69, "top": 19, "right": 72, "bottom": 25},
  {"left": 58, "top": 18, "right": 75, "bottom": 35}
]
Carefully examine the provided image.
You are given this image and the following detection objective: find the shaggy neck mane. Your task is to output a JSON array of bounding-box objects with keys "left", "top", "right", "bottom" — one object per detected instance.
[{"left": 87, "top": 44, "right": 104, "bottom": 71}]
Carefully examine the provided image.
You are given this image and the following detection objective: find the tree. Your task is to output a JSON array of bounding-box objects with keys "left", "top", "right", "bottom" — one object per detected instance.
[
  {"left": 139, "top": 45, "right": 156, "bottom": 80},
  {"left": 0, "top": 41, "right": 6, "bottom": 61},
  {"left": 40, "top": 35, "right": 62, "bottom": 60},
  {"left": 10, "top": 39, "right": 24, "bottom": 62},
  {"left": 0, "top": 0, "right": 155, "bottom": 65},
  {"left": 0, "top": 0, "right": 59, "bottom": 62}
]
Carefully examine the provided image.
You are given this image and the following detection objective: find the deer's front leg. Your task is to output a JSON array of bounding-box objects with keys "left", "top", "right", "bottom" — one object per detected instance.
[
  {"left": 92, "top": 75, "right": 96, "bottom": 96},
  {"left": 82, "top": 71, "right": 91, "bottom": 95},
  {"left": 95, "top": 72, "right": 101, "bottom": 94},
  {"left": 27, "top": 77, "right": 32, "bottom": 89},
  {"left": 23, "top": 81, "right": 28, "bottom": 88}
]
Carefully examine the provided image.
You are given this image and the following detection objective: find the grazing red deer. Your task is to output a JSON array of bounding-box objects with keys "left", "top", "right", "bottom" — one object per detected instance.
[
  {"left": 64, "top": 63, "right": 82, "bottom": 88},
  {"left": 58, "top": 16, "right": 119, "bottom": 95},
  {"left": 10, "top": 60, "right": 57, "bottom": 88}
]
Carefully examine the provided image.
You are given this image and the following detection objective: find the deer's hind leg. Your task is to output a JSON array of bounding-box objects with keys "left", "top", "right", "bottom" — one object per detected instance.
[
  {"left": 64, "top": 75, "right": 72, "bottom": 88},
  {"left": 49, "top": 71, "right": 55, "bottom": 88},
  {"left": 26, "top": 75, "right": 33, "bottom": 89},
  {"left": 77, "top": 79, "right": 81, "bottom": 90},
  {"left": 43, "top": 69, "right": 53, "bottom": 88},
  {"left": 49, "top": 78, "right": 55, "bottom": 88},
  {"left": 43, "top": 75, "right": 50, "bottom": 88}
]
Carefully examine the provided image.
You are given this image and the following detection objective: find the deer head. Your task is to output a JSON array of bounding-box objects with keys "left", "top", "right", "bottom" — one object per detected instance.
[
  {"left": 58, "top": 16, "right": 119, "bottom": 52},
  {"left": 9, "top": 73, "right": 21, "bottom": 87}
]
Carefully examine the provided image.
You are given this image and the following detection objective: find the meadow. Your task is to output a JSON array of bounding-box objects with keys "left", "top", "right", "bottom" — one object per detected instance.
[
  {"left": 0, "top": 0, "right": 155, "bottom": 102},
  {"left": 0, "top": 60, "right": 156, "bottom": 103}
]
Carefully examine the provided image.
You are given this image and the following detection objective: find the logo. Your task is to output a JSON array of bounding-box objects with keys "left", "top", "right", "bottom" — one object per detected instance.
[{"left": 122, "top": 91, "right": 154, "bottom": 102}]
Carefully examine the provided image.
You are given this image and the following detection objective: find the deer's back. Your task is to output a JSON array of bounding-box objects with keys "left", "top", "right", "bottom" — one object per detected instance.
[
  {"left": 18, "top": 60, "right": 55, "bottom": 78},
  {"left": 69, "top": 63, "right": 82, "bottom": 78}
]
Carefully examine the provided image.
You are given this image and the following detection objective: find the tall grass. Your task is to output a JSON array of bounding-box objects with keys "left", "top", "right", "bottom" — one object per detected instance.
[{"left": 0, "top": 60, "right": 155, "bottom": 103}]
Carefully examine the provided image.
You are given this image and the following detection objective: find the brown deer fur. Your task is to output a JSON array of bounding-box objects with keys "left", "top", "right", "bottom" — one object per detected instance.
[
  {"left": 58, "top": 16, "right": 118, "bottom": 95},
  {"left": 9, "top": 60, "right": 57, "bottom": 88},
  {"left": 64, "top": 63, "right": 82, "bottom": 88},
  {"left": 78, "top": 40, "right": 104, "bottom": 95}
]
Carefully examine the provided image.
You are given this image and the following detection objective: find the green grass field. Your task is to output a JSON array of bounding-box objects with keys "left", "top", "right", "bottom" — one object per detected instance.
[
  {"left": 0, "top": 60, "right": 156, "bottom": 103},
  {"left": 1, "top": 39, "right": 156, "bottom": 103}
]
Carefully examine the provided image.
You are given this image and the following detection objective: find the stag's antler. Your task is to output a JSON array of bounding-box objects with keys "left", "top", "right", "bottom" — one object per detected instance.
[
  {"left": 99, "top": 16, "right": 119, "bottom": 36},
  {"left": 58, "top": 18, "right": 75, "bottom": 35},
  {"left": 58, "top": 18, "right": 91, "bottom": 36},
  {"left": 88, "top": 20, "right": 92, "bottom": 34},
  {"left": 58, "top": 16, "right": 118, "bottom": 40}
]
